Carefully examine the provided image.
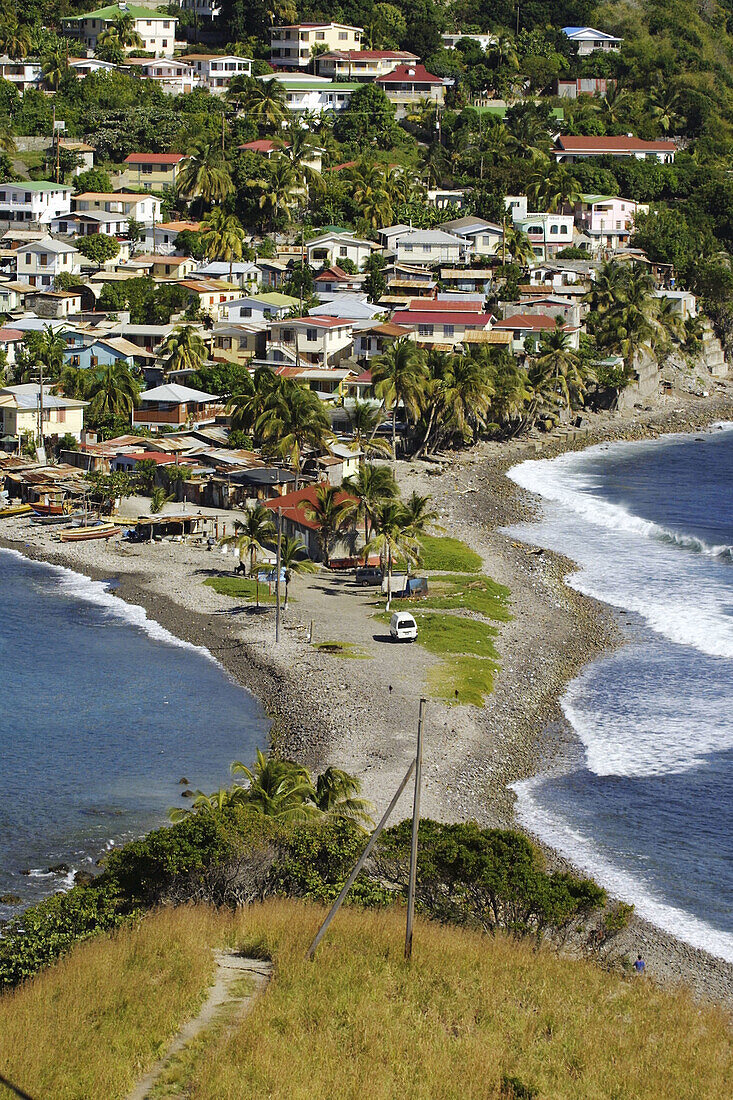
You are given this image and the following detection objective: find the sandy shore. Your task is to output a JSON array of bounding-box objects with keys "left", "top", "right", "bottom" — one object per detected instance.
[{"left": 2, "top": 384, "right": 732, "bottom": 1008}]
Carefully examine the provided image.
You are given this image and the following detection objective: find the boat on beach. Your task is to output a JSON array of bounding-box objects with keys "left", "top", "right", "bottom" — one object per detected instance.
[
  {"left": 30, "top": 503, "right": 67, "bottom": 516},
  {"left": 58, "top": 524, "right": 122, "bottom": 543},
  {"left": 0, "top": 503, "right": 32, "bottom": 518}
]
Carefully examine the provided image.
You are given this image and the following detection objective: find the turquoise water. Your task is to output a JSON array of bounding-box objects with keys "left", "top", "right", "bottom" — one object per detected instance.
[{"left": 0, "top": 550, "right": 269, "bottom": 915}]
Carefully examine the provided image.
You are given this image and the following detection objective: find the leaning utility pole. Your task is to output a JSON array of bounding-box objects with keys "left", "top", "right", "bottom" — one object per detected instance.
[
  {"left": 404, "top": 697, "right": 425, "bottom": 960},
  {"left": 275, "top": 506, "right": 282, "bottom": 643}
]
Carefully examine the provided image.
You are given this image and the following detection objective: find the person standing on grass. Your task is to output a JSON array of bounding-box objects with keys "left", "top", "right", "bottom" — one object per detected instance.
[{"left": 634, "top": 954, "right": 646, "bottom": 974}]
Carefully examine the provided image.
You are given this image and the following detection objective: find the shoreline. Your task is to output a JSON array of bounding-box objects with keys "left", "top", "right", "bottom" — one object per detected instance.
[{"left": 1, "top": 386, "right": 732, "bottom": 1007}]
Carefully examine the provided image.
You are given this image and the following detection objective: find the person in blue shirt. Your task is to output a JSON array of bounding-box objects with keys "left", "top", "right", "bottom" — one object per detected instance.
[{"left": 634, "top": 954, "right": 646, "bottom": 974}]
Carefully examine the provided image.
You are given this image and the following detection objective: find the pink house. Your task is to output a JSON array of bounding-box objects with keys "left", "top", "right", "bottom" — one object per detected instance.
[{"left": 575, "top": 195, "right": 648, "bottom": 253}]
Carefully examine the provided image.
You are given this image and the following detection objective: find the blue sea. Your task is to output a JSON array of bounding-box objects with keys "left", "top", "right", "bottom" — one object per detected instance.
[
  {"left": 0, "top": 550, "right": 269, "bottom": 916},
  {"left": 507, "top": 423, "right": 733, "bottom": 961}
]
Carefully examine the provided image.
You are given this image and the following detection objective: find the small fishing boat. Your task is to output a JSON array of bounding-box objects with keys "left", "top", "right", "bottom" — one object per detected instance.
[
  {"left": 0, "top": 503, "right": 32, "bottom": 518},
  {"left": 31, "top": 503, "right": 66, "bottom": 516},
  {"left": 58, "top": 524, "right": 122, "bottom": 543},
  {"left": 32, "top": 513, "right": 81, "bottom": 526}
]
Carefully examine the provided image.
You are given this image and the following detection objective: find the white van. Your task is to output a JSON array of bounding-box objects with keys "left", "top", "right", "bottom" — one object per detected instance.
[{"left": 390, "top": 611, "right": 418, "bottom": 641}]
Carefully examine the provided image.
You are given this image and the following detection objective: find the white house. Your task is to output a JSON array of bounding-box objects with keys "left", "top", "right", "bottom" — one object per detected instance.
[
  {"left": 514, "top": 213, "right": 575, "bottom": 258},
  {"left": 63, "top": 3, "right": 177, "bottom": 56},
  {"left": 375, "top": 64, "right": 445, "bottom": 118},
  {"left": 494, "top": 312, "right": 580, "bottom": 354},
  {"left": 179, "top": 0, "right": 220, "bottom": 24},
  {"left": 186, "top": 54, "right": 252, "bottom": 91},
  {"left": 440, "top": 215, "right": 503, "bottom": 257},
  {"left": 554, "top": 136, "right": 676, "bottom": 164},
  {"left": 17, "top": 238, "right": 81, "bottom": 289},
  {"left": 562, "top": 27, "right": 622, "bottom": 55},
  {"left": 266, "top": 316, "right": 353, "bottom": 367},
  {"left": 0, "top": 56, "right": 43, "bottom": 91},
  {"left": 68, "top": 56, "right": 118, "bottom": 77},
  {"left": 574, "top": 195, "right": 648, "bottom": 253},
  {"left": 309, "top": 296, "right": 381, "bottom": 320},
  {"left": 73, "top": 192, "right": 162, "bottom": 228},
  {"left": 143, "top": 220, "right": 201, "bottom": 254},
  {"left": 316, "top": 49, "right": 418, "bottom": 80},
  {"left": 270, "top": 22, "right": 363, "bottom": 69},
  {"left": 0, "top": 182, "right": 73, "bottom": 227},
  {"left": 222, "top": 291, "right": 299, "bottom": 323},
  {"left": 441, "top": 32, "right": 496, "bottom": 51},
  {"left": 255, "top": 72, "right": 356, "bottom": 115},
  {"left": 306, "top": 232, "right": 376, "bottom": 269},
  {"left": 196, "top": 261, "right": 260, "bottom": 289},
  {"left": 396, "top": 230, "right": 470, "bottom": 266},
  {"left": 125, "top": 57, "right": 197, "bottom": 94}
]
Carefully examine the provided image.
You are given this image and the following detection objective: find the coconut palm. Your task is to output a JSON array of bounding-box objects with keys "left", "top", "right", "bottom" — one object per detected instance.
[
  {"left": 371, "top": 337, "right": 428, "bottom": 466},
  {"left": 98, "top": 14, "right": 143, "bottom": 51},
  {"left": 403, "top": 491, "right": 440, "bottom": 541},
  {"left": 220, "top": 503, "right": 276, "bottom": 605},
  {"left": 598, "top": 83, "right": 630, "bottom": 128},
  {"left": 42, "top": 46, "right": 68, "bottom": 91},
  {"left": 347, "top": 161, "right": 393, "bottom": 229},
  {"left": 35, "top": 323, "right": 68, "bottom": 379},
  {"left": 650, "top": 85, "right": 681, "bottom": 136},
  {"left": 342, "top": 462, "right": 398, "bottom": 548},
  {"left": 227, "top": 367, "right": 280, "bottom": 440},
  {"left": 150, "top": 486, "right": 174, "bottom": 514},
  {"left": 488, "top": 354, "right": 533, "bottom": 435},
  {"left": 533, "top": 321, "right": 591, "bottom": 410},
  {"left": 365, "top": 498, "right": 420, "bottom": 611},
  {"left": 489, "top": 33, "right": 519, "bottom": 71},
  {"left": 230, "top": 750, "right": 319, "bottom": 822},
  {"left": 420, "top": 142, "right": 449, "bottom": 189},
  {"left": 177, "top": 140, "right": 233, "bottom": 210},
  {"left": 314, "top": 767, "right": 374, "bottom": 826},
  {"left": 250, "top": 159, "right": 298, "bottom": 230},
  {"left": 200, "top": 209, "right": 246, "bottom": 282},
  {"left": 159, "top": 325, "right": 207, "bottom": 379},
  {"left": 345, "top": 400, "right": 392, "bottom": 461},
  {"left": 503, "top": 223, "right": 535, "bottom": 267},
  {"left": 85, "top": 361, "right": 140, "bottom": 422},
  {"left": 257, "top": 381, "right": 333, "bottom": 489},
  {"left": 0, "top": 117, "right": 15, "bottom": 155},
  {"left": 279, "top": 535, "right": 317, "bottom": 608},
  {"left": 0, "top": 20, "right": 32, "bottom": 58},
  {"left": 304, "top": 483, "right": 353, "bottom": 566},
  {"left": 279, "top": 122, "right": 324, "bottom": 196},
  {"left": 241, "top": 77, "right": 288, "bottom": 130},
  {"left": 528, "top": 162, "right": 582, "bottom": 213},
  {"left": 418, "top": 350, "right": 494, "bottom": 453}
]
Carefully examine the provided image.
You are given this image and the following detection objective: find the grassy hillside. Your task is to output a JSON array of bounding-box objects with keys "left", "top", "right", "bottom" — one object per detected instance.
[{"left": 1, "top": 901, "right": 731, "bottom": 1100}]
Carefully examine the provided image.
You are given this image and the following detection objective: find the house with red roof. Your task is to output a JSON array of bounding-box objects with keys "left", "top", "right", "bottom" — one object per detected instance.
[
  {"left": 376, "top": 64, "right": 445, "bottom": 117},
  {"left": 390, "top": 305, "right": 493, "bottom": 348},
  {"left": 263, "top": 483, "right": 358, "bottom": 560},
  {"left": 314, "top": 265, "right": 364, "bottom": 295},
  {"left": 316, "top": 49, "right": 419, "bottom": 80},
  {"left": 553, "top": 135, "right": 676, "bottom": 164},
  {"left": 493, "top": 313, "right": 580, "bottom": 354},
  {"left": 122, "top": 153, "right": 189, "bottom": 192}
]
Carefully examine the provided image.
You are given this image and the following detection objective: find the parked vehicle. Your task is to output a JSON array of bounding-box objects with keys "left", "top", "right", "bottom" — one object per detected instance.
[
  {"left": 381, "top": 575, "right": 429, "bottom": 598},
  {"left": 356, "top": 565, "right": 383, "bottom": 587},
  {"left": 390, "top": 611, "right": 418, "bottom": 641}
]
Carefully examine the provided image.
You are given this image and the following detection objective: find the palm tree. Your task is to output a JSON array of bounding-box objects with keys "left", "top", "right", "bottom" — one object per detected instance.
[
  {"left": 533, "top": 321, "right": 592, "bottom": 411},
  {"left": 403, "top": 491, "right": 440, "bottom": 542},
  {"left": 598, "top": 83, "right": 630, "bottom": 128},
  {"left": 420, "top": 142, "right": 449, "bottom": 189},
  {"left": 488, "top": 353, "right": 533, "bottom": 435},
  {"left": 200, "top": 209, "right": 245, "bottom": 283},
  {"left": 528, "top": 162, "right": 582, "bottom": 213},
  {"left": 86, "top": 362, "right": 140, "bottom": 422},
  {"left": 342, "top": 462, "right": 398, "bottom": 549},
  {"left": 347, "top": 162, "right": 393, "bottom": 230},
  {"left": 250, "top": 159, "right": 297, "bottom": 231},
  {"left": 650, "top": 85, "right": 681, "bottom": 136},
  {"left": 280, "top": 122, "right": 324, "bottom": 196},
  {"left": 257, "top": 381, "right": 333, "bottom": 489},
  {"left": 241, "top": 77, "right": 288, "bottom": 130},
  {"left": 230, "top": 750, "right": 318, "bottom": 822},
  {"left": 489, "top": 33, "right": 519, "bottom": 71},
  {"left": 42, "top": 46, "right": 68, "bottom": 91},
  {"left": 345, "top": 400, "right": 391, "bottom": 461},
  {"left": 503, "top": 223, "right": 535, "bottom": 267},
  {"left": 177, "top": 140, "right": 233, "bottom": 210},
  {"left": 304, "top": 483, "right": 353, "bottom": 566},
  {"left": 418, "top": 350, "right": 494, "bottom": 453},
  {"left": 0, "top": 117, "right": 15, "bottom": 155},
  {"left": 227, "top": 367, "right": 279, "bottom": 441},
  {"left": 314, "top": 767, "right": 373, "bottom": 826},
  {"left": 150, "top": 486, "right": 174, "bottom": 514},
  {"left": 36, "top": 324, "right": 68, "bottom": 380},
  {"left": 98, "top": 14, "right": 143, "bottom": 51},
  {"left": 0, "top": 20, "right": 32, "bottom": 59},
  {"left": 220, "top": 503, "right": 276, "bottom": 603},
  {"left": 366, "top": 499, "right": 420, "bottom": 611},
  {"left": 371, "top": 337, "right": 428, "bottom": 466},
  {"left": 279, "top": 535, "right": 317, "bottom": 608},
  {"left": 159, "top": 325, "right": 207, "bottom": 379}
]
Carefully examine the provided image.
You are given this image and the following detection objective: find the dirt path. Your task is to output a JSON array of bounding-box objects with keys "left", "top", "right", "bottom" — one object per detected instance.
[{"left": 126, "top": 952, "right": 272, "bottom": 1100}]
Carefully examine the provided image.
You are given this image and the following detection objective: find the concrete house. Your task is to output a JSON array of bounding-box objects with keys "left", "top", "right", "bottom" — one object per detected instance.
[
  {"left": 396, "top": 230, "right": 469, "bottom": 266},
  {"left": 306, "top": 232, "right": 376, "bottom": 269},
  {"left": 222, "top": 291, "right": 299, "bottom": 323},
  {"left": 0, "top": 56, "right": 43, "bottom": 91},
  {"left": 562, "top": 27, "right": 622, "bottom": 55},
  {"left": 575, "top": 195, "right": 648, "bottom": 252},
  {"left": 270, "top": 22, "right": 363, "bottom": 69},
  {"left": 122, "top": 153, "right": 189, "bottom": 192},
  {"left": 309, "top": 296, "right": 380, "bottom": 320},
  {"left": 0, "top": 182, "right": 73, "bottom": 227},
  {"left": 266, "top": 316, "right": 353, "bottom": 367},
  {"left": 52, "top": 210, "right": 128, "bottom": 238},
  {"left": 186, "top": 54, "right": 252, "bottom": 91},
  {"left": 211, "top": 323, "right": 266, "bottom": 364},
  {"left": 376, "top": 64, "right": 445, "bottom": 118},
  {"left": 0, "top": 384, "right": 87, "bottom": 442},
  {"left": 314, "top": 265, "right": 364, "bottom": 295},
  {"left": 63, "top": 3, "right": 177, "bottom": 55},
  {"left": 17, "top": 238, "right": 80, "bottom": 289},
  {"left": 316, "top": 49, "right": 418, "bottom": 80},
  {"left": 176, "top": 279, "right": 240, "bottom": 320},
  {"left": 126, "top": 56, "right": 197, "bottom": 93},
  {"left": 391, "top": 301, "right": 493, "bottom": 347},
  {"left": 557, "top": 77, "right": 614, "bottom": 99},
  {"left": 440, "top": 215, "right": 503, "bottom": 257},
  {"left": 196, "top": 261, "right": 260, "bottom": 289},
  {"left": 143, "top": 220, "right": 201, "bottom": 255},
  {"left": 554, "top": 136, "right": 676, "bottom": 164},
  {"left": 263, "top": 483, "right": 357, "bottom": 560},
  {"left": 25, "top": 289, "right": 83, "bottom": 318},
  {"left": 132, "top": 383, "right": 221, "bottom": 431},
  {"left": 353, "top": 321, "right": 413, "bottom": 361},
  {"left": 73, "top": 192, "right": 162, "bottom": 228},
  {"left": 514, "top": 212, "right": 575, "bottom": 259},
  {"left": 493, "top": 313, "right": 580, "bottom": 354}
]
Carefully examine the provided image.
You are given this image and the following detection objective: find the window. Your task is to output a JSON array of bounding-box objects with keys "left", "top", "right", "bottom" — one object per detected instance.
[
  {"left": 443, "top": 325, "right": 454, "bottom": 337},
  {"left": 550, "top": 224, "right": 559, "bottom": 235},
  {"left": 422, "top": 244, "right": 430, "bottom": 253},
  {"left": 242, "top": 307, "right": 252, "bottom": 317},
  {"left": 306, "top": 328, "right": 317, "bottom": 341},
  {"left": 338, "top": 31, "right": 347, "bottom": 39},
  {"left": 162, "top": 40, "right": 168, "bottom": 48},
  {"left": 339, "top": 246, "right": 347, "bottom": 257},
  {"left": 403, "top": 243, "right": 413, "bottom": 251},
  {"left": 24, "top": 192, "right": 31, "bottom": 202},
  {"left": 316, "top": 31, "right": 325, "bottom": 40},
  {"left": 418, "top": 324, "right": 433, "bottom": 336},
  {"left": 142, "top": 164, "right": 153, "bottom": 174},
  {"left": 57, "top": 408, "right": 66, "bottom": 424}
]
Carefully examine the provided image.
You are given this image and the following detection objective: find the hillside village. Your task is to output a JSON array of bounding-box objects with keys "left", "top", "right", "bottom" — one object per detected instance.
[{"left": 0, "top": 1, "right": 731, "bottom": 525}]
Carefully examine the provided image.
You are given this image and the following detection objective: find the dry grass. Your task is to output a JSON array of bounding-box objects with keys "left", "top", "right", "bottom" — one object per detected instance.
[{"left": 2, "top": 901, "right": 731, "bottom": 1100}]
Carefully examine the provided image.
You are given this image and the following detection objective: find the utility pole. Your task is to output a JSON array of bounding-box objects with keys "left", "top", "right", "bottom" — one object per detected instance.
[
  {"left": 405, "top": 697, "right": 425, "bottom": 960},
  {"left": 275, "top": 506, "right": 282, "bottom": 642},
  {"left": 221, "top": 111, "right": 225, "bottom": 155}
]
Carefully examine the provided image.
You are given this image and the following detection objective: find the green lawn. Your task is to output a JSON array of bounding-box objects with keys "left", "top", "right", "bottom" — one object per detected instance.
[
  {"left": 388, "top": 575, "right": 511, "bottom": 621},
  {"left": 313, "top": 641, "right": 371, "bottom": 659},
  {"left": 204, "top": 576, "right": 277, "bottom": 604},
  {"left": 416, "top": 535, "right": 483, "bottom": 573},
  {"left": 427, "top": 655, "right": 498, "bottom": 707}
]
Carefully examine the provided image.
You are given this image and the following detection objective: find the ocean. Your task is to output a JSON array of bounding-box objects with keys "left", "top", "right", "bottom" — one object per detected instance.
[
  {"left": 0, "top": 550, "right": 269, "bottom": 916},
  {"left": 507, "top": 423, "right": 733, "bottom": 962}
]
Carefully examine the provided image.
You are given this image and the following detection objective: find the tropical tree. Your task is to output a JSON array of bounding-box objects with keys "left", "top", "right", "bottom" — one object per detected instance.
[
  {"left": 159, "top": 325, "right": 207, "bottom": 379},
  {"left": 313, "top": 767, "right": 374, "bottom": 826},
  {"left": 532, "top": 321, "right": 592, "bottom": 412},
  {"left": 220, "top": 503, "right": 276, "bottom": 603},
  {"left": 345, "top": 399, "right": 391, "bottom": 460},
  {"left": 0, "top": 117, "right": 16, "bottom": 155},
  {"left": 304, "top": 483, "right": 353, "bottom": 566},
  {"left": 347, "top": 161, "right": 393, "bottom": 229},
  {"left": 280, "top": 121, "right": 324, "bottom": 196},
  {"left": 527, "top": 162, "right": 582, "bottom": 213},
  {"left": 257, "top": 381, "right": 333, "bottom": 488},
  {"left": 227, "top": 367, "right": 280, "bottom": 441},
  {"left": 177, "top": 140, "right": 234, "bottom": 210},
  {"left": 240, "top": 77, "right": 288, "bottom": 130},
  {"left": 35, "top": 323, "right": 67, "bottom": 380},
  {"left": 366, "top": 498, "right": 420, "bottom": 611},
  {"left": 371, "top": 337, "right": 428, "bottom": 465},
  {"left": 200, "top": 209, "right": 246, "bottom": 282},
  {"left": 279, "top": 535, "right": 317, "bottom": 608},
  {"left": 342, "top": 462, "right": 398, "bottom": 548},
  {"left": 503, "top": 223, "right": 535, "bottom": 266},
  {"left": 598, "top": 83, "right": 630, "bottom": 128},
  {"left": 85, "top": 361, "right": 140, "bottom": 423},
  {"left": 417, "top": 350, "right": 494, "bottom": 453},
  {"left": 42, "top": 46, "right": 68, "bottom": 91},
  {"left": 250, "top": 159, "right": 298, "bottom": 230},
  {"left": 0, "top": 20, "right": 32, "bottom": 58},
  {"left": 230, "top": 750, "right": 318, "bottom": 822},
  {"left": 487, "top": 353, "right": 533, "bottom": 435},
  {"left": 98, "top": 14, "right": 143, "bottom": 51},
  {"left": 150, "top": 486, "right": 174, "bottom": 514},
  {"left": 402, "top": 490, "right": 439, "bottom": 541},
  {"left": 650, "top": 85, "right": 681, "bottom": 136}
]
